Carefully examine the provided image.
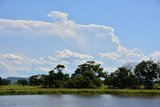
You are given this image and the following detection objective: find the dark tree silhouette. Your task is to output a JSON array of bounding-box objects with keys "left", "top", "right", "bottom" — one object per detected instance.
[
  {"left": 17, "top": 79, "right": 28, "bottom": 86},
  {"left": 134, "top": 60, "right": 159, "bottom": 89},
  {"left": 105, "top": 67, "right": 138, "bottom": 89}
]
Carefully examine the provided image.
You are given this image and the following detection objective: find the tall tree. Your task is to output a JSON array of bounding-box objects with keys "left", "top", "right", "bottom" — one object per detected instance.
[
  {"left": 105, "top": 67, "right": 138, "bottom": 89},
  {"left": 72, "top": 61, "right": 104, "bottom": 88},
  {"left": 54, "top": 64, "right": 67, "bottom": 88},
  {"left": 0, "top": 77, "right": 3, "bottom": 85},
  {"left": 2, "top": 79, "right": 11, "bottom": 85},
  {"left": 45, "top": 70, "right": 56, "bottom": 88},
  {"left": 29, "top": 74, "right": 45, "bottom": 86},
  {"left": 17, "top": 79, "right": 28, "bottom": 86},
  {"left": 54, "top": 64, "right": 65, "bottom": 72},
  {"left": 134, "top": 60, "right": 159, "bottom": 89},
  {"left": 72, "top": 61, "right": 105, "bottom": 78}
]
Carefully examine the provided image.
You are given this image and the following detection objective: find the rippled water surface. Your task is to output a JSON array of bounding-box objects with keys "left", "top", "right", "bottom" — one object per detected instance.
[{"left": 0, "top": 95, "right": 160, "bottom": 107}]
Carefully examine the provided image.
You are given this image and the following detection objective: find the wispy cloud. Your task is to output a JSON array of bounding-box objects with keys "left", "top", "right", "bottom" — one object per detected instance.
[{"left": 0, "top": 54, "right": 23, "bottom": 61}]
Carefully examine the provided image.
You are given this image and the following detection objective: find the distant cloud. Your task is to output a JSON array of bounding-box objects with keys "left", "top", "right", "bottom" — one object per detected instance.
[
  {"left": 34, "top": 67, "right": 51, "bottom": 72},
  {"left": 30, "top": 58, "right": 47, "bottom": 65},
  {"left": 0, "top": 54, "right": 23, "bottom": 61},
  {"left": 99, "top": 52, "right": 119, "bottom": 60},
  {"left": 48, "top": 49, "right": 94, "bottom": 69},
  {"left": 0, "top": 54, "right": 30, "bottom": 77},
  {"left": 149, "top": 51, "right": 160, "bottom": 61},
  {"left": 47, "top": 11, "right": 68, "bottom": 21},
  {"left": 100, "top": 47, "right": 144, "bottom": 64},
  {"left": 103, "top": 66, "right": 117, "bottom": 73},
  {"left": 55, "top": 49, "right": 94, "bottom": 59}
]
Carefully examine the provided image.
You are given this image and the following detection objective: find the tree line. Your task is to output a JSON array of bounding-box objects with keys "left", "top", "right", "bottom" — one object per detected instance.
[
  {"left": 0, "top": 77, "right": 11, "bottom": 85},
  {"left": 1, "top": 60, "right": 160, "bottom": 89},
  {"left": 28, "top": 60, "right": 160, "bottom": 89}
]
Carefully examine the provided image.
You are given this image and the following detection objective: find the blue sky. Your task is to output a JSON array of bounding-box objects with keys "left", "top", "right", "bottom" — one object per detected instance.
[{"left": 0, "top": 0, "right": 160, "bottom": 77}]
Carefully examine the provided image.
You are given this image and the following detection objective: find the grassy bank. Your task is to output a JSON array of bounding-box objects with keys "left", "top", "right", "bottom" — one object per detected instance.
[{"left": 0, "top": 85, "right": 160, "bottom": 96}]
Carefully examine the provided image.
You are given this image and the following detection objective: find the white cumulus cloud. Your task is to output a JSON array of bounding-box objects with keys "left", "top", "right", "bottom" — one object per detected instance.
[
  {"left": 99, "top": 52, "right": 119, "bottom": 60},
  {"left": 47, "top": 11, "right": 68, "bottom": 21},
  {"left": 55, "top": 49, "right": 94, "bottom": 59},
  {"left": 149, "top": 51, "right": 160, "bottom": 61}
]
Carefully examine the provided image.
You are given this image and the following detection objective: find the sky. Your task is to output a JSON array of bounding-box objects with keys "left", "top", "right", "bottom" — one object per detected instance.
[{"left": 0, "top": 0, "right": 160, "bottom": 77}]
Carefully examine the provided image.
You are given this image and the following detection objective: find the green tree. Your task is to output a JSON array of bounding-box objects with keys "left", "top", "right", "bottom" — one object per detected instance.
[
  {"left": 72, "top": 61, "right": 104, "bottom": 88},
  {"left": 1, "top": 79, "right": 11, "bottom": 85},
  {"left": 72, "top": 61, "right": 105, "bottom": 78},
  {"left": 54, "top": 64, "right": 68, "bottom": 88},
  {"left": 62, "top": 74, "right": 70, "bottom": 88},
  {"left": 44, "top": 70, "right": 56, "bottom": 88},
  {"left": 29, "top": 74, "right": 45, "bottom": 86},
  {"left": 0, "top": 77, "right": 3, "bottom": 85},
  {"left": 55, "top": 71, "right": 65, "bottom": 81},
  {"left": 17, "top": 79, "right": 28, "bottom": 86},
  {"left": 42, "top": 65, "right": 69, "bottom": 88},
  {"left": 105, "top": 67, "right": 138, "bottom": 89},
  {"left": 66, "top": 79, "right": 75, "bottom": 88},
  {"left": 73, "top": 74, "right": 88, "bottom": 88},
  {"left": 134, "top": 60, "right": 159, "bottom": 89},
  {"left": 64, "top": 74, "right": 70, "bottom": 81},
  {"left": 54, "top": 64, "right": 65, "bottom": 72},
  {"left": 104, "top": 73, "right": 119, "bottom": 88}
]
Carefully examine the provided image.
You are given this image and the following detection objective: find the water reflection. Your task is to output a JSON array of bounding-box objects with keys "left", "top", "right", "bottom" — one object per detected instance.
[{"left": 0, "top": 95, "right": 160, "bottom": 107}]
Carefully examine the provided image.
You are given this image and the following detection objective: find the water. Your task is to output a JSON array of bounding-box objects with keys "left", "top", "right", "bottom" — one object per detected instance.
[{"left": 0, "top": 95, "right": 160, "bottom": 107}]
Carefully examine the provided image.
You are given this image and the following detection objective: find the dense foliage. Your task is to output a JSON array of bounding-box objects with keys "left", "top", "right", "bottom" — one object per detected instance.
[
  {"left": 17, "top": 79, "right": 28, "bottom": 86},
  {"left": 70, "top": 61, "right": 106, "bottom": 88},
  {"left": 134, "top": 60, "right": 159, "bottom": 89},
  {"left": 104, "top": 67, "right": 138, "bottom": 89},
  {"left": 29, "top": 62, "right": 105, "bottom": 88},
  {"left": 1, "top": 60, "right": 160, "bottom": 89},
  {"left": 0, "top": 77, "right": 11, "bottom": 85}
]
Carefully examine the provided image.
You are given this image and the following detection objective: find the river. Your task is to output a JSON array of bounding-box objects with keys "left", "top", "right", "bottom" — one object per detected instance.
[{"left": 0, "top": 95, "right": 160, "bottom": 107}]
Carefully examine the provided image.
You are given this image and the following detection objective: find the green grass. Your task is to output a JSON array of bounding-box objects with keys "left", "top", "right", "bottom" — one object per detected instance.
[
  {"left": 154, "top": 83, "right": 160, "bottom": 89},
  {"left": 0, "top": 85, "right": 160, "bottom": 96}
]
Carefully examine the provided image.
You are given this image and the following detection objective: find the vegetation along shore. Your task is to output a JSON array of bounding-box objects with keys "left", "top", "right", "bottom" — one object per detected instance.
[
  {"left": 0, "top": 85, "right": 160, "bottom": 96},
  {"left": 0, "top": 60, "right": 160, "bottom": 96}
]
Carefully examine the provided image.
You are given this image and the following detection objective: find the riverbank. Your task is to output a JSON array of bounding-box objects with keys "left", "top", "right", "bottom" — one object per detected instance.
[{"left": 0, "top": 85, "right": 160, "bottom": 96}]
